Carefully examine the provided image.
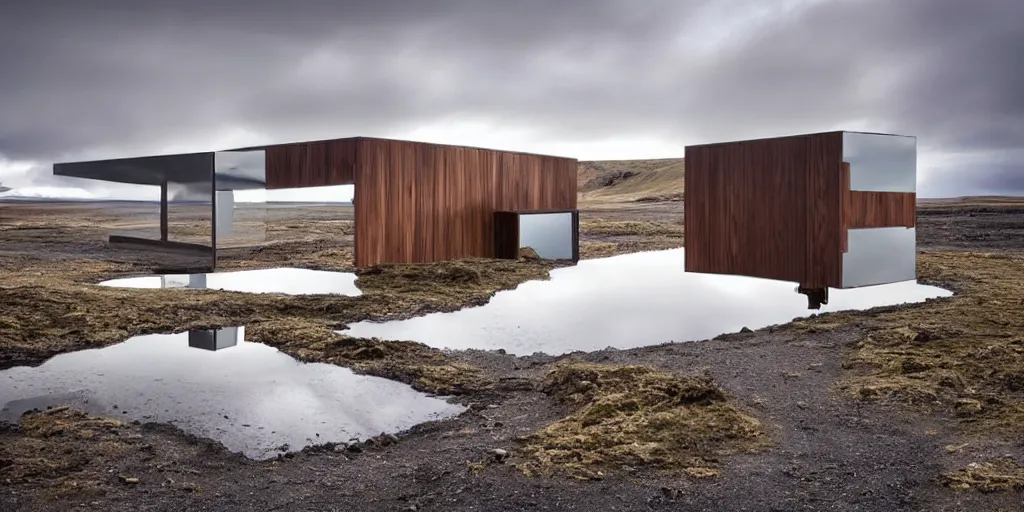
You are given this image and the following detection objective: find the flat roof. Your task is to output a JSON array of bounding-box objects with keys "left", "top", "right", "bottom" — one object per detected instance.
[
  {"left": 53, "top": 135, "right": 577, "bottom": 187},
  {"left": 684, "top": 130, "right": 915, "bottom": 149},
  {"left": 227, "top": 135, "right": 577, "bottom": 161},
  {"left": 53, "top": 151, "right": 215, "bottom": 187}
]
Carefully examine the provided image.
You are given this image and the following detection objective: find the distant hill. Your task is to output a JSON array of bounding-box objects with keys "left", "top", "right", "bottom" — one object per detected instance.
[
  {"left": 577, "top": 158, "right": 684, "bottom": 204},
  {"left": 917, "top": 196, "right": 1024, "bottom": 205}
]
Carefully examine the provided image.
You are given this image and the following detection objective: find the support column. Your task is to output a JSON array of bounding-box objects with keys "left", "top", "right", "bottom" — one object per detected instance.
[{"left": 160, "top": 180, "right": 168, "bottom": 241}]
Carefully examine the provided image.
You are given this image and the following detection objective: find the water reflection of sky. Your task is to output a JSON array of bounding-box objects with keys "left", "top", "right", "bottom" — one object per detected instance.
[
  {"left": 0, "top": 331, "right": 464, "bottom": 460},
  {"left": 98, "top": 267, "right": 362, "bottom": 296},
  {"left": 341, "top": 249, "right": 952, "bottom": 356}
]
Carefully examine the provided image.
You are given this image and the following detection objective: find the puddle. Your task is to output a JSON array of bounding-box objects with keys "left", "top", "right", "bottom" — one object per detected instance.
[
  {"left": 98, "top": 267, "right": 362, "bottom": 296},
  {"left": 0, "top": 330, "right": 465, "bottom": 460},
  {"left": 339, "top": 248, "right": 952, "bottom": 356}
]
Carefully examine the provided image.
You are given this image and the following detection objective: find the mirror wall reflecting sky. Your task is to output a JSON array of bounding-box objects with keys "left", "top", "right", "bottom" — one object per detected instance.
[
  {"left": 519, "top": 212, "right": 575, "bottom": 260},
  {"left": 842, "top": 227, "right": 917, "bottom": 288},
  {"left": 842, "top": 132, "right": 917, "bottom": 193},
  {"left": 214, "top": 150, "right": 267, "bottom": 249}
]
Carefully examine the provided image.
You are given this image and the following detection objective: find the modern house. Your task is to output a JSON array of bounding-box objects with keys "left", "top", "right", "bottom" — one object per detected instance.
[
  {"left": 53, "top": 136, "right": 580, "bottom": 270},
  {"left": 683, "top": 130, "right": 917, "bottom": 308}
]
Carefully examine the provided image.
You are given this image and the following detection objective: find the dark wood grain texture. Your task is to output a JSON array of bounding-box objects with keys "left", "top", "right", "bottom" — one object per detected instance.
[
  {"left": 263, "top": 138, "right": 358, "bottom": 190},
  {"left": 684, "top": 132, "right": 843, "bottom": 288},
  {"left": 804, "top": 132, "right": 844, "bottom": 289},
  {"left": 840, "top": 161, "right": 916, "bottom": 229},
  {"left": 844, "top": 191, "right": 916, "bottom": 228},
  {"left": 353, "top": 137, "right": 577, "bottom": 267}
]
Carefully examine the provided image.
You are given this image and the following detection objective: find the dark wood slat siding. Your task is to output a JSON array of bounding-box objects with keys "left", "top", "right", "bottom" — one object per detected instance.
[
  {"left": 684, "top": 132, "right": 844, "bottom": 288},
  {"left": 353, "top": 138, "right": 386, "bottom": 266},
  {"left": 264, "top": 138, "right": 357, "bottom": 189},
  {"left": 841, "top": 161, "right": 916, "bottom": 229},
  {"left": 804, "top": 132, "right": 844, "bottom": 289},
  {"left": 844, "top": 191, "right": 916, "bottom": 228},
  {"left": 354, "top": 138, "right": 577, "bottom": 267}
]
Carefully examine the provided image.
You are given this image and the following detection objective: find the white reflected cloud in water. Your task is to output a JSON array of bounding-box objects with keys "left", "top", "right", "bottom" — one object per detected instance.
[{"left": 341, "top": 249, "right": 951, "bottom": 355}]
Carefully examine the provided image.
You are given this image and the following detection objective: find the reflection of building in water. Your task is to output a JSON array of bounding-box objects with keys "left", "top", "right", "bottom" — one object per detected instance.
[
  {"left": 188, "top": 327, "right": 242, "bottom": 351},
  {"left": 160, "top": 274, "right": 207, "bottom": 289},
  {"left": 684, "top": 130, "right": 918, "bottom": 309}
]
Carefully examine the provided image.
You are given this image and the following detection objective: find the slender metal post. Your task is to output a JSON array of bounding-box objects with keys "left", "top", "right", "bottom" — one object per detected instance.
[
  {"left": 160, "top": 179, "right": 168, "bottom": 241},
  {"left": 210, "top": 153, "right": 218, "bottom": 271}
]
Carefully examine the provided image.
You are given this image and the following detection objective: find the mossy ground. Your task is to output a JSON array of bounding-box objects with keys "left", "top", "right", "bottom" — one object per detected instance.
[
  {"left": 579, "top": 239, "right": 681, "bottom": 259},
  {"left": 940, "top": 458, "right": 1024, "bottom": 492},
  {"left": 515, "top": 363, "right": 766, "bottom": 479},
  {"left": 0, "top": 234, "right": 560, "bottom": 394},
  {"left": 796, "top": 252, "right": 1024, "bottom": 436},
  {"left": 0, "top": 406, "right": 222, "bottom": 502},
  {"left": 579, "top": 219, "right": 684, "bottom": 238},
  {"left": 0, "top": 408, "right": 150, "bottom": 499}
]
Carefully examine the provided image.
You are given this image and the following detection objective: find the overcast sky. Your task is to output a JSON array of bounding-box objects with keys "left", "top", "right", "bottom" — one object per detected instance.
[{"left": 0, "top": 0, "right": 1021, "bottom": 199}]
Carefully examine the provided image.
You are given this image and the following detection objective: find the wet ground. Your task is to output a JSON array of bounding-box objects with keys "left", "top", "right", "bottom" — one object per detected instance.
[
  {"left": 99, "top": 267, "right": 363, "bottom": 296},
  {"left": 342, "top": 248, "right": 950, "bottom": 355},
  {"left": 1, "top": 330, "right": 464, "bottom": 460},
  {"left": 1, "top": 198, "right": 1023, "bottom": 511}
]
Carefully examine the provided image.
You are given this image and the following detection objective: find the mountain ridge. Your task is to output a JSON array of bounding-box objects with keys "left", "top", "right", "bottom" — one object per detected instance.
[{"left": 577, "top": 158, "right": 685, "bottom": 204}]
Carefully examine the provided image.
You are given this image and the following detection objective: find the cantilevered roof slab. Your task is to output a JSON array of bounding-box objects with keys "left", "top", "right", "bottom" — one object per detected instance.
[
  {"left": 53, "top": 150, "right": 269, "bottom": 190},
  {"left": 53, "top": 152, "right": 214, "bottom": 186}
]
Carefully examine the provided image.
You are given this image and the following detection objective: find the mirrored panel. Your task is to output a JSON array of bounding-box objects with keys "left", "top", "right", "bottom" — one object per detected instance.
[
  {"left": 842, "top": 227, "right": 916, "bottom": 288},
  {"left": 215, "top": 150, "right": 268, "bottom": 252},
  {"left": 494, "top": 210, "right": 580, "bottom": 262},
  {"left": 105, "top": 183, "right": 162, "bottom": 242},
  {"left": 256, "top": 185, "right": 354, "bottom": 261},
  {"left": 164, "top": 158, "right": 215, "bottom": 271},
  {"left": 519, "top": 212, "right": 575, "bottom": 260},
  {"left": 165, "top": 175, "right": 213, "bottom": 244},
  {"left": 842, "top": 132, "right": 917, "bottom": 193},
  {"left": 52, "top": 153, "right": 216, "bottom": 273}
]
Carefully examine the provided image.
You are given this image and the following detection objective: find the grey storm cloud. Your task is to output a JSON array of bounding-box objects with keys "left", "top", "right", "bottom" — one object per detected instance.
[{"left": 0, "top": 0, "right": 1022, "bottom": 197}]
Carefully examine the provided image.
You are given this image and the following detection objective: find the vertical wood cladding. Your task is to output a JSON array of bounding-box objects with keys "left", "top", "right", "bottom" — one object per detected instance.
[
  {"left": 264, "top": 138, "right": 357, "bottom": 189},
  {"left": 804, "top": 133, "right": 844, "bottom": 289},
  {"left": 684, "top": 132, "right": 844, "bottom": 289},
  {"left": 844, "top": 191, "right": 916, "bottom": 228},
  {"left": 841, "top": 161, "right": 916, "bottom": 230},
  {"left": 353, "top": 138, "right": 577, "bottom": 267}
]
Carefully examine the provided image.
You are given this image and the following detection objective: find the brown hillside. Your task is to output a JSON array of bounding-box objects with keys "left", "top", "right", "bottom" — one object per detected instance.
[{"left": 577, "top": 158, "right": 684, "bottom": 204}]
